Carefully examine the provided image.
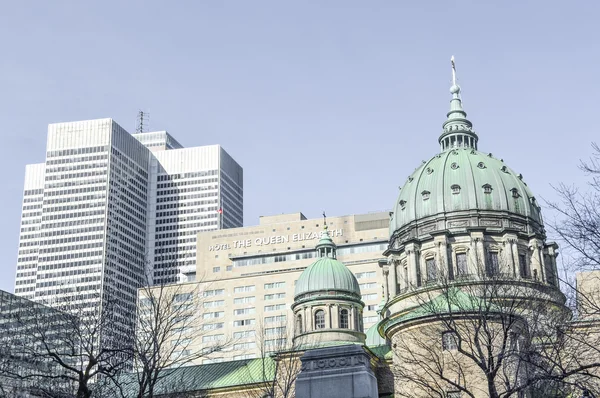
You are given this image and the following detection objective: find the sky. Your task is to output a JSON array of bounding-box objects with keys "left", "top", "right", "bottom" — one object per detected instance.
[{"left": 0, "top": 1, "right": 598, "bottom": 293}]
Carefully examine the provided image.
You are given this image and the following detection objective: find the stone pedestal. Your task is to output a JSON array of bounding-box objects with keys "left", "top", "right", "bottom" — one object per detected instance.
[{"left": 295, "top": 345, "right": 378, "bottom": 398}]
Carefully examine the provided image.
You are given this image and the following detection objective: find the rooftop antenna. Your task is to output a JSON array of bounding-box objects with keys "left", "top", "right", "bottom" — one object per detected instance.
[{"left": 136, "top": 110, "right": 150, "bottom": 133}]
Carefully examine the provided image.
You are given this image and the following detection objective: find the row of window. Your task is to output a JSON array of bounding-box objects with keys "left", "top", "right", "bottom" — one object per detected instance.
[
  {"left": 232, "top": 243, "right": 387, "bottom": 267},
  {"left": 157, "top": 170, "right": 218, "bottom": 182}
]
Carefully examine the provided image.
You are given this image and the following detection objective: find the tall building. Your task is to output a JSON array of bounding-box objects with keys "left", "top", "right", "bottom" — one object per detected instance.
[{"left": 13, "top": 118, "right": 243, "bottom": 320}]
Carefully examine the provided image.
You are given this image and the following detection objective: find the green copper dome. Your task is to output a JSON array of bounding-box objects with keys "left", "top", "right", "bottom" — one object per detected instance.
[
  {"left": 390, "top": 149, "right": 543, "bottom": 235},
  {"left": 294, "top": 228, "right": 361, "bottom": 299},
  {"left": 389, "top": 59, "right": 544, "bottom": 240},
  {"left": 294, "top": 257, "right": 361, "bottom": 299}
]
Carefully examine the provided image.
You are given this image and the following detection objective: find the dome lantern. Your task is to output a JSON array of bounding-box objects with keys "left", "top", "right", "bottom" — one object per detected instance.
[{"left": 439, "top": 56, "right": 479, "bottom": 152}]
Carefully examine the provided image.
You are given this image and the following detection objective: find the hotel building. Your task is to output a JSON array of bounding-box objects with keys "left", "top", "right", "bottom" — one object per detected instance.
[{"left": 151, "top": 211, "right": 389, "bottom": 363}]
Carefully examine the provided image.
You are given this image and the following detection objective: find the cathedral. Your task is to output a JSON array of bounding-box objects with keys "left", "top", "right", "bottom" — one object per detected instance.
[{"left": 142, "top": 59, "right": 598, "bottom": 398}]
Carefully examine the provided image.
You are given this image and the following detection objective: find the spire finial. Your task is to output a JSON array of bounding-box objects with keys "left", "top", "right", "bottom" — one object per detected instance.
[
  {"left": 450, "top": 55, "right": 460, "bottom": 95},
  {"left": 323, "top": 211, "right": 327, "bottom": 230},
  {"left": 451, "top": 55, "right": 456, "bottom": 86}
]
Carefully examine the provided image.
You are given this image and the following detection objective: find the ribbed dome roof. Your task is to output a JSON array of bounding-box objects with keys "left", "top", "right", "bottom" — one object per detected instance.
[
  {"left": 390, "top": 148, "right": 542, "bottom": 236},
  {"left": 294, "top": 257, "right": 361, "bottom": 299}
]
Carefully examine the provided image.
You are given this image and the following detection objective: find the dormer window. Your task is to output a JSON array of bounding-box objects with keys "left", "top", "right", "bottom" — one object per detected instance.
[
  {"left": 426, "top": 167, "right": 434, "bottom": 175},
  {"left": 422, "top": 191, "right": 431, "bottom": 201},
  {"left": 482, "top": 184, "right": 492, "bottom": 194},
  {"left": 477, "top": 162, "right": 486, "bottom": 169},
  {"left": 511, "top": 188, "right": 520, "bottom": 198},
  {"left": 399, "top": 200, "right": 407, "bottom": 209},
  {"left": 451, "top": 184, "right": 461, "bottom": 194}
]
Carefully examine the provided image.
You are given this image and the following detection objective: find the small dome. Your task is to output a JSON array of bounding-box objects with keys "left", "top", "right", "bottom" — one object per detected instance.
[
  {"left": 365, "top": 323, "right": 386, "bottom": 347},
  {"left": 390, "top": 149, "right": 543, "bottom": 238},
  {"left": 294, "top": 257, "right": 361, "bottom": 299}
]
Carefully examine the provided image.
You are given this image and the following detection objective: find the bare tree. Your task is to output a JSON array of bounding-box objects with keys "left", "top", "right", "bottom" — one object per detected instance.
[
  {"left": 243, "top": 320, "right": 302, "bottom": 398},
  {"left": 390, "top": 259, "right": 600, "bottom": 398},
  {"left": 0, "top": 287, "right": 132, "bottom": 398},
  {"left": 115, "top": 275, "right": 232, "bottom": 398}
]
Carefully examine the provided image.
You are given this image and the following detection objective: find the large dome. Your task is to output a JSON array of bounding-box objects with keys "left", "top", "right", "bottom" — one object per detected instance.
[
  {"left": 390, "top": 148, "right": 543, "bottom": 236},
  {"left": 294, "top": 256, "right": 361, "bottom": 299},
  {"left": 388, "top": 72, "right": 544, "bottom": 245}
]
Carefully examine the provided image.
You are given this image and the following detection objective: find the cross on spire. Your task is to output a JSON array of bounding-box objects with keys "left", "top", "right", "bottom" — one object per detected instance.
[{"left": 451, "top": 55, "right": 457, "bottom": 86}]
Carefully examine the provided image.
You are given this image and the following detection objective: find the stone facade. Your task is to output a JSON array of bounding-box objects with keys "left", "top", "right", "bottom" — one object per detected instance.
[{"left": 296, "top": 345, "right": 378, "bottom": 398}]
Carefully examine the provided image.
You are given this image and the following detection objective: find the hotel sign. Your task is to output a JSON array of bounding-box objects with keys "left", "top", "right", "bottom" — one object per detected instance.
[{"left": 208, "top": 229, "right": 343, "bottom": 251}]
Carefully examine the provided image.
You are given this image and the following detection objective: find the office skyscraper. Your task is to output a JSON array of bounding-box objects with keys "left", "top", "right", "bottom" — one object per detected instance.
[{"left": 14, "top": 119, "right": 243, "bottom": 315}]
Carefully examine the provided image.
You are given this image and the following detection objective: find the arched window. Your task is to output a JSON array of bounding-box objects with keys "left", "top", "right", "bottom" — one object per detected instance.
[
  {"left": 339, "top": 309, "right": 349, "bottom": 329},
  {"left": 314, "top": 310, "right": 325, "bottom": 329},
  {"left": 296, "top": 314, "right": 303, "bottom": 334}
]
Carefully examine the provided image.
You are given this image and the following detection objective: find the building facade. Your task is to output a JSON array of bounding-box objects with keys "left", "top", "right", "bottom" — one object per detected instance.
[
  {"left": 144, "top": 211, "right": 389, "bottom": 363},
  {"left": 13, "top": 118, "right": 243, "bottom": 325}
]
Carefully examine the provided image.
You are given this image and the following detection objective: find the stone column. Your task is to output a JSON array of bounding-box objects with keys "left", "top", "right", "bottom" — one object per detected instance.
[
  {"left": 504, "top": 237, "right": 516, "bottom": 277},
  {"left": 389, "top": 258, "right": 397, "bottom": 296},
  {"left": 539, "top": 247, "right": 548, "bottom": 282},
  {"left": 332, "top": 305, "right": 338, "bottom": 329},
  {"left": 380, "top": 263, "right": 390, "bottom": 301},
  {"left": 471, "top": 236, "right": 485, "bottom": 277},
  {"left": 436, "top": 241, "right": 443, "bottom": 281},
  {"left": 406, "top": 247, "right": 416, "bottom": 287},
  {"left": 511, "top": 239, "right": 520, "bottom": 277}
]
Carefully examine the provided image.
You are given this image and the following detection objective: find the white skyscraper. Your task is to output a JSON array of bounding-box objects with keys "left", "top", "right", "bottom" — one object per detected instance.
[{"left": 14, "top": 118, "right": 243, "bottom": 317}]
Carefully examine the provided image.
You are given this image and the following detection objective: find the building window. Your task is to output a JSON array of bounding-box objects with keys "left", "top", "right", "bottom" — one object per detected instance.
[
  {"left": 451, "top": 184, "right": 461, "bottom": 194},
  {"left": 442, "top": 331, "right": 458, "bottom": 351},
  {"left": 511, "top": 188, "right": 520, "bottom": 198},
  {"left": 264, "top": 282, "right": 285, "bottom": 290},
  {"left": 456, "top": 253, "right": 468, "bottom": 276},
  {"left": 234, "top": 296, "right": 255, "bottom": 305},
  {"left": 339, "top": 309, "right": 349, "bottom": 329},
  {"left": 447, "top": 392, "right": 461, "bottom": 398},
  {"left": 212, "top": 267, "right": 220, "bottom": 273},
  {"left": 355, "top": 271, "right": 376, "bottom": 279},
  {"left": 315, "top": 310, "right": 325, "bottom": 329},
  {"left": 487, "top": 252, "right": 500, "bottom": 277},
  {"left": 426, "top": 258, "right": 437, "bottom": 282},
  {"left": 482, "top": 184, "right": 492, "bottom": 194},
  {"left": 519, "top": 254, "right": 529, "bottom": 278},
  {"left": 233, "top": 319, "right": 255, "bottom": 327},
  {"left": 234, "top": 285, "right": 255, "bottom": 293},
  {"left": 422, "top": 190, "right": 431, "bottom": 201},
  {"left": 362, "top": 293, "right": 377, "bottom": 301},
  {"left": 296, "top": 314, "right": 303, "bottom": 334},
  {"left": 234, "top": 308, "right": 255, "bottom": 316}
]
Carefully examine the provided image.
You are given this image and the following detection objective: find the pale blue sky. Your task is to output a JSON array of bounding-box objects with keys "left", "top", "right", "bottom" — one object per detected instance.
[{"left": 1, "top": 1, "right": 598, "bottom": 292}]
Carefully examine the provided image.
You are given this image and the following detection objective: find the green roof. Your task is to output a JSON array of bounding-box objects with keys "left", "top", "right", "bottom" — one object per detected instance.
[
  {"left": 382, "top": 287, "right": 501, "bottom": 332},
  {"left": 365, "top": 322, "right": 386, "bottom": 348},
  {"left": 294, "top": 257, "right": 361, "bottom": 298},
  {"left": 120, "top": 357, "right": 275, "bottom": 396},
  {"left": 390, "top": 149, "right": 542, "bottom": 236}
]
